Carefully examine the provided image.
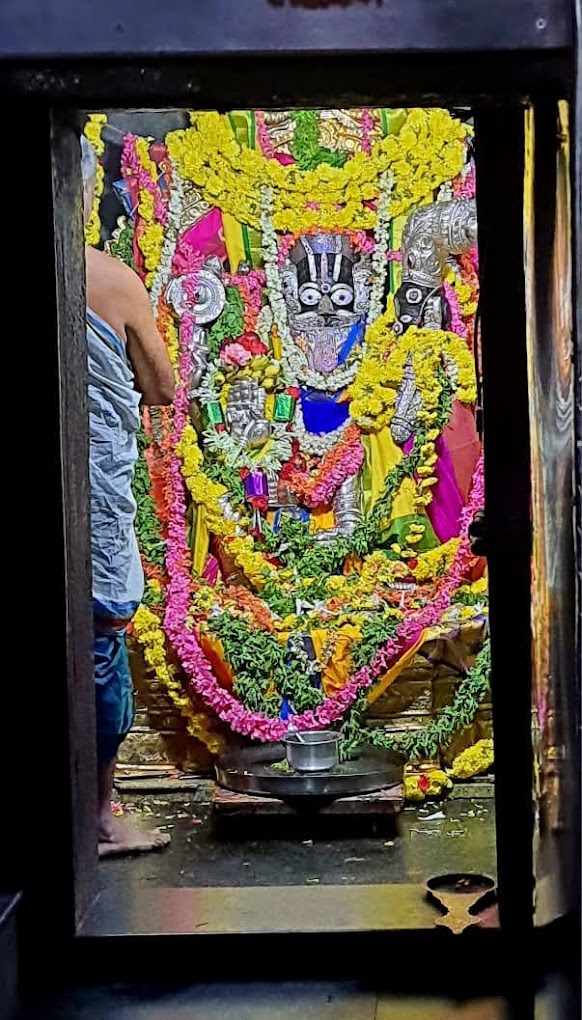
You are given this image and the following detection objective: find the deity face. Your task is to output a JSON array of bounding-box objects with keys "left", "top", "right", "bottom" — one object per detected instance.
[{"left": 281, "top": 233, "right": 371, "bottom": 374}]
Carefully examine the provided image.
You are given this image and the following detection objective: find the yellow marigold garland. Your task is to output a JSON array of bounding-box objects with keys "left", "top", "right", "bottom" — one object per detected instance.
[
  {"left": 83, "top": 113, "right": 107, "bottom": 246},
  {"left": 348, "top": 318, "right": 477, "bottom": 513},
  {"left": 132, "top": 598, "right": 225, "bottom": 755},
  {"left": 349, "top": 321, "right": 477, "bottom": 433},
  {"left": 157, "top": 302, "right": 180, "bottom": 371},
  {"left": 166, "top": 109, "right": 468, "bottom": 232},
  {"left": 133, "top": 138, "right": 165, "bottom": 288},
  {"left": 449, "top": 739, "right": 494, "bottom": 779},
  {"left": 444, "top": 265, "right": 478, "bottom": 320},
  {"left": 176, "top": 422, "right": 272, "bottom": 590}
]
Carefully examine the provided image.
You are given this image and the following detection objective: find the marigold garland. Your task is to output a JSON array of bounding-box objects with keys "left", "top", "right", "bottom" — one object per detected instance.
[
  {"left": 176, "top": 405, "right": 272, "bottom": 591},
  {"left": 348, "top": 318, "right": 477, "bottom": 432},
  {"left": 83, "top": 113, "right": 107, "bottom": 246},
  {"left": 107, "top": 109, "right": 486, "bottom": 757},
  {"left": 281, "top": 424, "right": 365, "bottom": 510},
  {"left": 132, "top": 598, "right": 224, "bottom": 755},
  {"left": 166, "top": 109, "right": 468, "bottom": 233},
  {"left": 449, "top": 738, "right": 494, "bottom": 779},
  {"left": 122, "top": 134, "right": 168, "bottom": 288}
]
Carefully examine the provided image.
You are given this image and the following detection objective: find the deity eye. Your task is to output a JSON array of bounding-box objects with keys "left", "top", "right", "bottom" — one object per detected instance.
[
  {"left": 299, "top": 284, "right": 322, "bottom": 307},
  {"left": 331, "top": 285, "right": 354, "bottom": 307},
  {"left": 406, "top": 287, "right": 423, "bottom": 304}
]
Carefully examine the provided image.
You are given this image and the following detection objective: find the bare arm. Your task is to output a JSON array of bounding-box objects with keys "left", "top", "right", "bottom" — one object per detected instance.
[{"left": 123, "top": 271, "right": 175, "bottom": 406}]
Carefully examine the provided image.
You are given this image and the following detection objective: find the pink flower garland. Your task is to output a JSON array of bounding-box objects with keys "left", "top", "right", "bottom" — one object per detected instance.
[
  {"left": 121, "top": 133, "right": 168, "bottom": 226},
  {"left": 443, "top": 281, "right": 468, "bottom": 340},
  {"left": 283, "top": 427, "right": 365, "bottom": 510},
  {"left": 164, "top": 309, "right": 485, "bottom": 739},
  {"left": 172, "top": 237, "right": 206, "bottom": 277},
  {"left": 360, "top": 110, "right": 375, "bottom": 155},
  {"left": 255, "top": 112, "right": 278, "bottom": 160},
  {"left": 225, "top": 268, "right": 266, "bottom": 321}
]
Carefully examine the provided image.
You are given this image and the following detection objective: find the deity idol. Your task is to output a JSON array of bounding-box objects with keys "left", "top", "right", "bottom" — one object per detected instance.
[
  {"left": 273, "top": 231, "right": 372, "bottom": 540},
  {"left": 391, "top": 197, "right": 482, "bottom": 544},
  {"left": 176, "top": 231, "right": 373, "bottom": 547},
  {"left": 168, "top": 195, "right": 481, "bottom": 573}
]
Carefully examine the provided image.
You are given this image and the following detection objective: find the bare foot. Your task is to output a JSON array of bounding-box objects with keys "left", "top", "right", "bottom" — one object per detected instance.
[{"left": 98, "top": 815, "right": 171, "bottom": 858}]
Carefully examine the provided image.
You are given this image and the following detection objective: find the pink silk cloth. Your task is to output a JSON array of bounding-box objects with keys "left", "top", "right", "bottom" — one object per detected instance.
[{"left": 405, "top": 401, "right": 481, "bottom": 543}]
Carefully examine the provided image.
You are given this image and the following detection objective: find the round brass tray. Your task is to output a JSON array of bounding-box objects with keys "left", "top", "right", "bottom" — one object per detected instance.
[{"left": 215, "top": 742, "right": 403, "bottom": 811}]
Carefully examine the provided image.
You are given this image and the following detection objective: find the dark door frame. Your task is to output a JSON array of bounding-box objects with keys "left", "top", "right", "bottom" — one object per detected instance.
[{"left": 1, "top": 0, "right": 579, "bottom": 990}]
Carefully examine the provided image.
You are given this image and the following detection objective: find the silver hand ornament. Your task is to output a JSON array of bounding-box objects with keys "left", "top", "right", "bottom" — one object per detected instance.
[{"left": 226, "top": 380, "right": 272, "bottom": 449}]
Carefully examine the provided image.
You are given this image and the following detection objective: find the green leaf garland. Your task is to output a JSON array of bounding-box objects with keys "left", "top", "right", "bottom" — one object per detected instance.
[
  {"left": 206, "top": 286, "right": 246, "bottom": 360},
  {"left": 339, "top": 638, "right": 491, "bottom": 761},
  {"left": 132, "top": 428, "right": 166, "bottom": 570},
  {"left": 208, "top": 613, "right": 324, "bottom": 716},
  {"left": 290, "top": 111, "right": 348, "bottom": 171}
]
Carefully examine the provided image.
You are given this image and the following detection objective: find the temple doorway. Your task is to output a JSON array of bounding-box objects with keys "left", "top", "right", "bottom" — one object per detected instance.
[{"left": 82, "top": 106, "right": 495, "bottom": 935}]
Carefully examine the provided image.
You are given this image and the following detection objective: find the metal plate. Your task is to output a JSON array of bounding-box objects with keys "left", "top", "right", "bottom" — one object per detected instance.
[{"left": 215, "top": 743, "right": 403, "bottom": 806}]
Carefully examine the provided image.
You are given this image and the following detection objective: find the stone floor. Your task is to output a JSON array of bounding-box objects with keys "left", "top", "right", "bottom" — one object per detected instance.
[
  {"left": 24, "top": 982, "right": 508, "bottom": 1020},
  {"left": 86, "top": 791, "right": 497, "bottom": 936},
  {"left": 99, "top": 793, "right": 496, "bottom": 891}
]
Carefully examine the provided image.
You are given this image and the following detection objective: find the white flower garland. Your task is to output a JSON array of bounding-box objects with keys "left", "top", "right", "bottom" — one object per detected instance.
[
  {"left": 437, "top": 181, "right": 455, "bottom": 203},
  {"left": 292, "top": 397, "right": 352, "bottom": 457},
  {"left": 286, "top": 632, "right": 322, "bottom": 678},
  {"left": 260, "top": 185, "right": 305, "bottom": 387},
  {"left": 368, "top": 170, "right": 394, "bottom": 324},
  {"left": 203, "top": 424, "right": 293, "bottom": 478},
  {"left": 296, "top": 357, "right": 362, "bottom": 393},
  {"left": 192, "top": 373, "right": 220, "bottom": 405},
  {"left": 256, "top": 304, "right": 274, "bottom": 346}
]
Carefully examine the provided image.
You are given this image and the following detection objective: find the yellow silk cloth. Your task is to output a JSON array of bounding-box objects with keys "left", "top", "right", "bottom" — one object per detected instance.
[
  {"left": 192, "top": 506, "right": 210, "bottom": 577},
  {"left": 361, "top": 427, "right": 418, "bottom": 518},
  {"left": 198, "top": 632, "right": 235, "bottom": 689},
  {"left": 222, "top": 111, "right": 263, "bottom": 269},
  {"left": 365, "top": 631, "right": 427, "bottom": 704},
  {"left": 222, "top": 211, "right": 248, "bottom": 273}
]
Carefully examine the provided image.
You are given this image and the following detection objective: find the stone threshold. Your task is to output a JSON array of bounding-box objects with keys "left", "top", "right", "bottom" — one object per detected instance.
[{"left": 113, "top": 771, "right": 495, "bottom": 799}]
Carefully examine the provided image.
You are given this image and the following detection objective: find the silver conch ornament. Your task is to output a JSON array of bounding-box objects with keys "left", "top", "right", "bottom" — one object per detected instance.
[
  {"left": 166, "top": 260, "right": 226, "bottom": 326},
  {"left": 400, "top": 198, "right": 477, "bottom": 290}
]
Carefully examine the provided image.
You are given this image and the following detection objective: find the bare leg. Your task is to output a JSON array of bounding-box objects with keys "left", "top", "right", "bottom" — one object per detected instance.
[{"left": 97, "top": 756, "right": 170, "bottom": 859}]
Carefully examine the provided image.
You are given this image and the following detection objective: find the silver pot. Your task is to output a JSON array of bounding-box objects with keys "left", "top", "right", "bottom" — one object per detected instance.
[{"left": 283, "top": 730, "right": 340, "bottom": 773}]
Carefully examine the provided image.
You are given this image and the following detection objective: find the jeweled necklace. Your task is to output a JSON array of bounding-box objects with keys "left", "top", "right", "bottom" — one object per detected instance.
[{"left": 291, "top": 397, "right": 352, "bottom": 457}]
